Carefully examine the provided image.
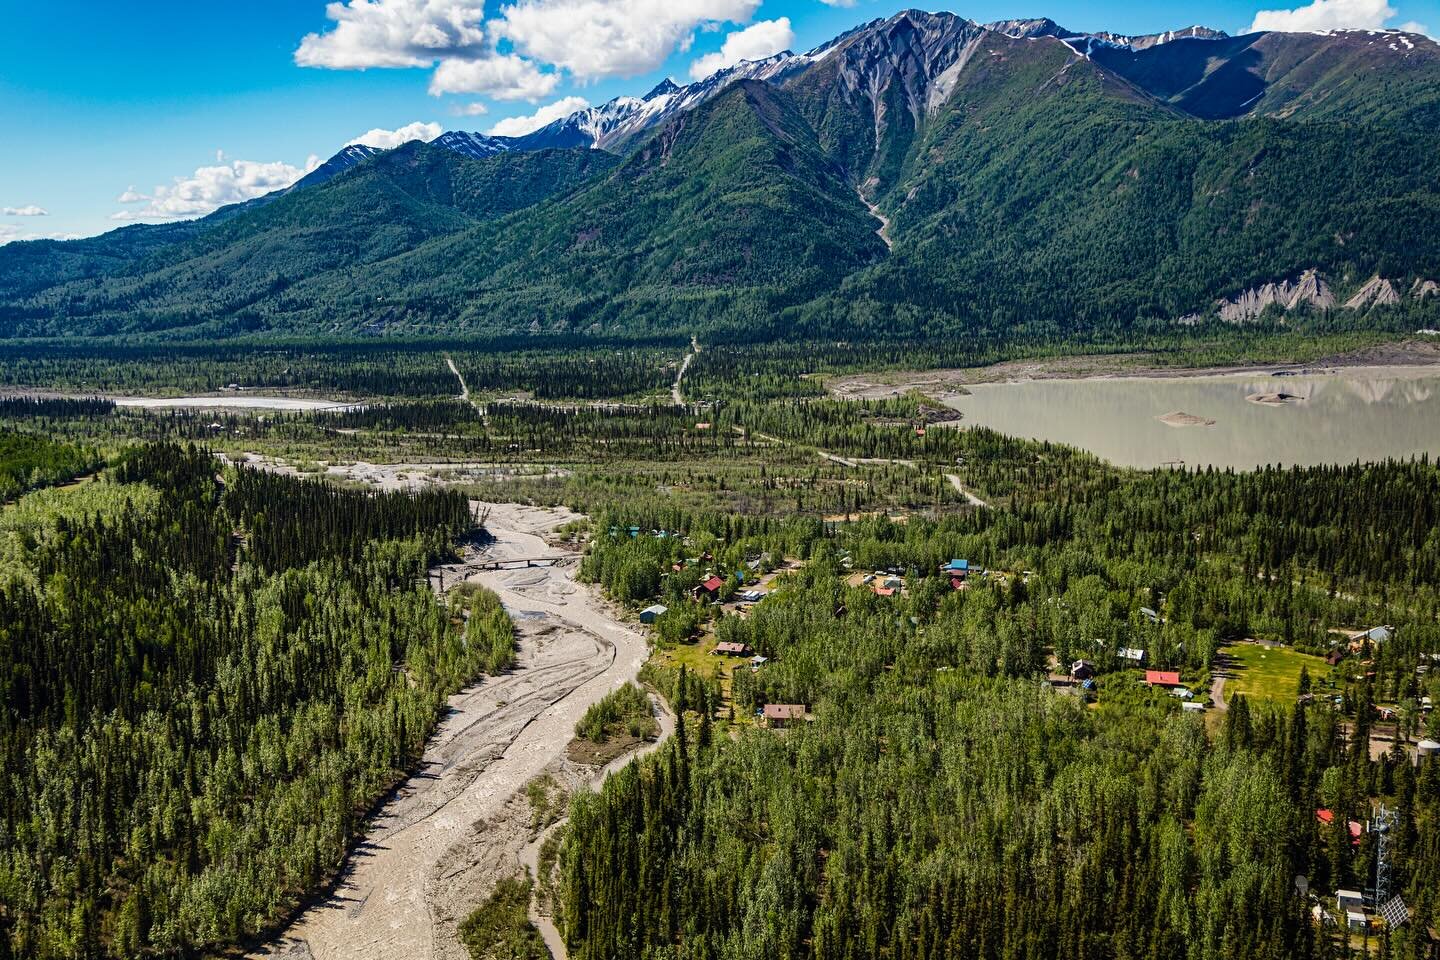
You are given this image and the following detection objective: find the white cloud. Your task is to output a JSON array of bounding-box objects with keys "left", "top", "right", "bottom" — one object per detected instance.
[
  {"left": 491, "top": 0, "right": 762, "bottom": 79},
  {"left": 0, "top": 224, "right": 79, "bottom": 245},
  {"left": 295, "top": 0, "right": 489, "bottom": 68},
  {"left": 346, "top": 120, "right": 444, "bottom": 148},
  {"left": 688, "top": 17, "right": 793, "bottom": 80},
  {"left": 454, "top": 101, "right": 490, "bottom": 115},
  {"left": 1249, "top": 0, "right": 1394, "bottom": 32},
  {"left": 112, "top": 154, "right": 322, "bottom": 222},
  {"left": 2, "top": 205, "right": 48, "bottom": 216},
  {"left": 429, "top": 53, "right": 559, "bottom": 99},
  {"left": 486, "top": 95, "right": 590, "bottom": 135},
  {"left": 1397, "top": 18, "right": 1432, "bottom": 33},
  {"left": 818, "top": 0, "right": 856, "bottom": 6}
]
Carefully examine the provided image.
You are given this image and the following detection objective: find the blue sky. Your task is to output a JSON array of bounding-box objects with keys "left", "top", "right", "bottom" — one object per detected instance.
[{"left": 1, "top": 0, "right": 1434, "bottom": 242}]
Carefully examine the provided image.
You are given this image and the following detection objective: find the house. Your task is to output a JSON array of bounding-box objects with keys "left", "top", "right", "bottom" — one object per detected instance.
[
  {"left": 1337, "top": 890, "right": 1365, "bottom": 912},
  {"left": 1119, "top": 647, "right": 1146, "bottom": 664},
  {"left": 874, "top": 586, "right": 896, "bottom": 597},
  {"left": 945, "top": 559, "right": 970, "bottom": 575},
  {"left": 713, "top": 641, "right": 752, "bottom": 657},
  {"left": 1182, "top": 701, "right": 1206, "bottom": 713},
  {"left": 639, "top": 604, "right": 668, "bottom": 624},
  {"left": 1139, "top": 607, "right": 1163, "bottom": 624},
  {"left": 884, "top": 577, "right": 904, "bottom": 590},
  {"left": 1145, "top": 670, "right": 1182, "bottom": 687},
  {"left": 949, "top": 577, "right": 968, "bottom": 591},
  {"left": 694, "top": 575, "right": 725, "bottom": 599},
  {"left": 1071, "top": 660, "right": 1096, "bottom": 680},
  {"left": 1351, "top": 625, "right": 1393, "bottom": 645},
  {"left": 762, "top": 703, "right": 807, "bottom": 728},
  {"left": 1326, "top": 650, "right": 1345, "bottom": 666}
]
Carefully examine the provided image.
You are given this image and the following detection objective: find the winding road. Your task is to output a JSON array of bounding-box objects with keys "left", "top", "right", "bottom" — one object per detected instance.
[{"left": 255, "top": 502, "right": 651, "bottom": 960}]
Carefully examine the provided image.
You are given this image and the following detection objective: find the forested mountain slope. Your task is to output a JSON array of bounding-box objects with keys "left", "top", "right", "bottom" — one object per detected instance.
[
  {"left": 792, "top": 27, "right": 1440, "bottom": 339},
  {"left": 279, "top": 80, "right": 888, "bottom": 336},
  {"left": 0, "top": 145, "right": 618, "bottom": 337},
  {"left": 3, "top": 9, "right": 1439, "bottom": 341}
]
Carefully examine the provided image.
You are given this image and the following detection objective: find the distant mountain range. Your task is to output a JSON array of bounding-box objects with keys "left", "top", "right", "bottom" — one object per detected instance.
[{"left": 4, "top": 9, "right": 1439, "bottom": 341}]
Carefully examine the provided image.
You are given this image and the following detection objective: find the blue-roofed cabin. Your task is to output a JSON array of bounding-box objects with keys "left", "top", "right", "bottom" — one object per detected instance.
[{"left": 947, "top": 559, "right": 969, "bottom": 572}]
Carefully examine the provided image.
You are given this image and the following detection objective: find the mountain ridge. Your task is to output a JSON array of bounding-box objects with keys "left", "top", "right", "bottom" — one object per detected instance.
[{"left": 3, "top": 9, "right": 1440, "bottom": 341}]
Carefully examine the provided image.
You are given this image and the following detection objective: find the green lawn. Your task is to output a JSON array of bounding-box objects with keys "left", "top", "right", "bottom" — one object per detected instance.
[{"left": 1219, "top": 643, "right": 1328, "bottom": 704}]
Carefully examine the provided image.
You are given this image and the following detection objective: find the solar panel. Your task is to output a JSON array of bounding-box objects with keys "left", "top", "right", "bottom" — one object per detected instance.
[{"left": 1379, "top": 895, "right": 1409, "bottom": 929}]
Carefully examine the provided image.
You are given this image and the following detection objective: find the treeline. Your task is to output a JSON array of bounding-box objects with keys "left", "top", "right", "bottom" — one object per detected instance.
[
  {"left": 224, "top": 465, "right": 473, "bottom": 570},
  {"left": 0, "top": 443, "right": 502, "bottom": 959},
  {"left": 0, "top": 396, "right": 115, "bottom": 419},
  {"left": 0, "top": 337, "right": 685, "bottom": 401}
]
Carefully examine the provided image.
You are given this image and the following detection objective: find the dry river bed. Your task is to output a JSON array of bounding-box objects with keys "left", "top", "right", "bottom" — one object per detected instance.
[{"left": 255, "top": 500, "right": 654, "bottom": 960}]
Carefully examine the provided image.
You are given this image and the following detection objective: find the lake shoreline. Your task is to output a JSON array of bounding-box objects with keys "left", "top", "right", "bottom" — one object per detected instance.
[{"left": 827, "top": 338, "right": 1440, "bottom": 400}]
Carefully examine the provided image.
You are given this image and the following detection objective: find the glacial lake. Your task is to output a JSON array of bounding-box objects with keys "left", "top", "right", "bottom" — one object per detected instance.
[{"left": 943, "top": 366, "right": 1440, "bottom": 470}]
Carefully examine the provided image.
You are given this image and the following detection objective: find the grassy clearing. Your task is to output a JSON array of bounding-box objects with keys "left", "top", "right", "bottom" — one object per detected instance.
[{"left": 1220, "top": 643, "right": 1329, "bottom": 704}]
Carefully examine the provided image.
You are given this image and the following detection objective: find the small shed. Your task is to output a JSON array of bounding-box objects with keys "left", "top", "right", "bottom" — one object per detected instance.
[
  {"left": 1347, "top": 910, "right": 1368, "bottom": 932},
  {"left": 1145, "top": 670, "right": 1181, "bottom": 687},
  {"left": 639, "top": 604, "right": 668, "bottom": 624},
  {"left": 1071, "top": 659, "right": 1096, "bottom": 680},
  {"left": 763, "top": 703, "right": 807, "bottom": 728},
  {"left": 1326, "top": 650, "right": 1345, "bottom": 666},
  {"left": 1119, "top": 647, "right": 1146, "bottom": 664},
  {"left": 1418, "top": 739, "right": 1440, "bottom": 758},
  {"left": 1182, "top": 701, "right": 1206, "bottom": 713},
  {"left": 1139, "top": 607, "right": 1162, "bottom": 624}
]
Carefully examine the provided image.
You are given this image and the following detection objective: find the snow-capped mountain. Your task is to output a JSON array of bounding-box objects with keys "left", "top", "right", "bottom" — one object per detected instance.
[
  {"left": 507, "top": 53, "right": 821, "bottom": 152},
  {"left": 285, "top": 144, "right": 383, "bottom": 194},
  {"left": 432, "top": 131, "right": 511, "bottom": 160},
  {"left": 292, "top": 9, "right": 1440, "bottom": 196}
]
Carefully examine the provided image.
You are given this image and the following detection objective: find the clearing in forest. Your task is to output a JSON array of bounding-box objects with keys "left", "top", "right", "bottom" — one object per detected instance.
[{"left": 1218, "top": 642, "right": 1329, "bottom": 704}]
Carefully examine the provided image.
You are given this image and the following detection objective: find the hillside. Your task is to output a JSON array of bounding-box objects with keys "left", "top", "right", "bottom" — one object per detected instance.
[
  {"left": 2, "top": 9, "right": 1439, "bottom": 341},
  {"left": 794, "top": 26, "right": 1440, "bottom": 339},
  {"left": 265, "top": 80, "right": 888, "bottom": 336},
  {"left": 0, "top": 144, "right": 618, "bottom": 338}
]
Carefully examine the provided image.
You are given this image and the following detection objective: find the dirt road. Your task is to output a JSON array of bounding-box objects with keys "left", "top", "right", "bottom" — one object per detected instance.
[
  {"left": 944, "top": 474, "right": 990, "bottom": 509},
  {"left": 256, "top": 501, "right": 650, "bottom": 960},
  {"left": 672, "top": 337, "right": 697, "bottom": 406}
]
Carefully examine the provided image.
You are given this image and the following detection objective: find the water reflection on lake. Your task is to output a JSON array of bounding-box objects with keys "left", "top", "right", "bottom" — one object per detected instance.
[{"left": 944, "top": 367, "right": 1440, "bottom": 470}]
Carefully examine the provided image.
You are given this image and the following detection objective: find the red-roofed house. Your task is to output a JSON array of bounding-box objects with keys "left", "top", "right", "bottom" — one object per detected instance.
[
  {"left": 1145, "top": 670, "right": 1182, "bottom": 687},
  {"left": 694, "top": 575, "right": 725, "bottom": 599},
  {"left": 762, "top": 704, "right": 807, "bottom": 728},
  {"left": 713, "top": 642, "right": 752, "bottom": 657}
]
